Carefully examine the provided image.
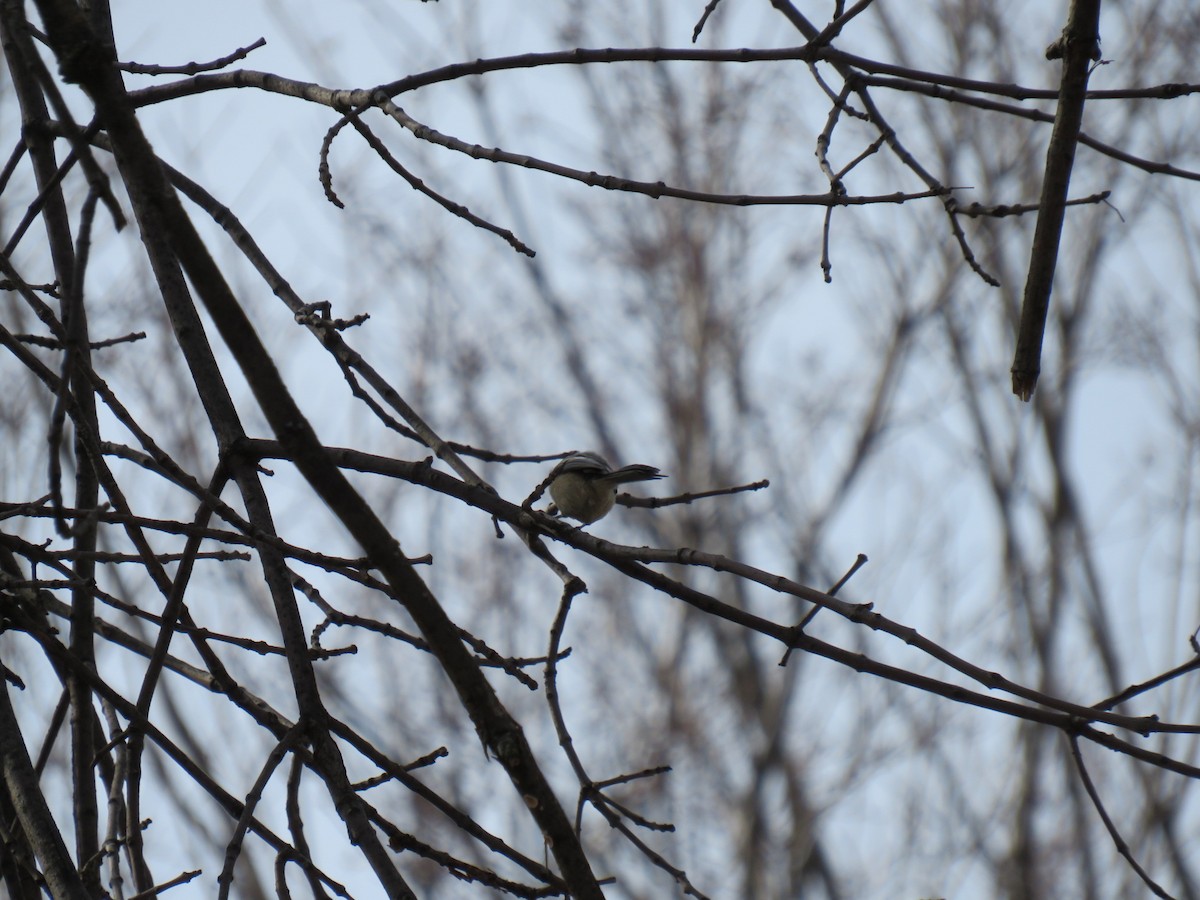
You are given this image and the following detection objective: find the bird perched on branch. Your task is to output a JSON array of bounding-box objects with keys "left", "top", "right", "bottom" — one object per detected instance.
[{"left": 547, "top": 451, "right": 665, "bottom": 524}]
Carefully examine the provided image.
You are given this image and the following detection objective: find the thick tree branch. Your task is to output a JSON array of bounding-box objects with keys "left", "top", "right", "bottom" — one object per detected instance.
[{"left": 1011, "top": 1, "right": 1102, "bottom": 400}]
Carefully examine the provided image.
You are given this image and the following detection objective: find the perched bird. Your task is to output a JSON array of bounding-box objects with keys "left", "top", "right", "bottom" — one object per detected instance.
[{"left": 547, "top": 451, "right": 665, "bottom": 524}]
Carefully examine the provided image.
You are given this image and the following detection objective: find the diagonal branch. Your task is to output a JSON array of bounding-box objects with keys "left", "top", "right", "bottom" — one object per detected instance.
[{"left": 1011, "top": 0, "right": 1102, "bottom": 400}]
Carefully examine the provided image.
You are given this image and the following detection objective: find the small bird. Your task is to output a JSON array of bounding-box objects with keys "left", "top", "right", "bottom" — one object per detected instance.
[{"left": 547, "top": 451, "right": 665, "bottom": 524}]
